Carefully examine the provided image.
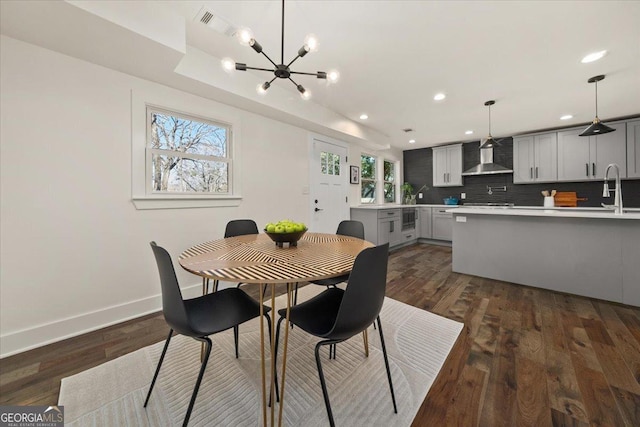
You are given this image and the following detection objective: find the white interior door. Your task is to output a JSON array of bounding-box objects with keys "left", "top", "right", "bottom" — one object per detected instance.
[{"left": 310, "top": 136, "right": 349, "bottom": 233}]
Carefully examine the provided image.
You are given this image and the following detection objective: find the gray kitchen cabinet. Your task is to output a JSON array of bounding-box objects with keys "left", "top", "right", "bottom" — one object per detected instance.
[
  {"left": 418, "top": 207, "right": 432, "bottom": 239},
  {"left": 350, "top": 207, "right": 401, "bottom": 247},
  {"left": 513, "top": 132, "right": 557, "bottom": 183},
  {"left": 432, "top": 208, "right": 453, "bottom": 241},
  {"left": 378, "top": 216, "right": 401, "bottom": 246},
  {"left": 433, "top": 144, "right": 463, "bottom": 187},
  {"left": 557, "top": 122, "right": 627, "bottom": 181},
  {"left": 627, "top": 119, "right": 640, "bottom": 178}
]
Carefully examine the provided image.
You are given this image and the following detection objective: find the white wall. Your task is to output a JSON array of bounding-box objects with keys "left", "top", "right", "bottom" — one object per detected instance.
[
  {"left": 0, "top": 35, "right": 402, "bottom": 357},
  {"left": 0, "top": 36, "right": 330, "bottom": 357}
]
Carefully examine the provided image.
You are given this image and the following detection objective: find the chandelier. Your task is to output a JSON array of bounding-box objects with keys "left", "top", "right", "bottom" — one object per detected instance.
[{"left": 222, "top": 0, "right": 338, "bottom": 100}]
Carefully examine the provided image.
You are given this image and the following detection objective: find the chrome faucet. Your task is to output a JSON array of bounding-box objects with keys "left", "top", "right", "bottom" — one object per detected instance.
[{"left": 602, "top": 163, "right": 623, "bottom": 214}]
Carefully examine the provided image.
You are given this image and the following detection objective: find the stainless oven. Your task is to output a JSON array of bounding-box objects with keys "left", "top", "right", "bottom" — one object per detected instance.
[{"left": 402, "top": 208, "right": 416, "bottom": 231}]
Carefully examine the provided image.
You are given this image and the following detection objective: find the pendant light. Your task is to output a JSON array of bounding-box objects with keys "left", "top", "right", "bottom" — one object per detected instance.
[
  {"left": 480, "top": 100, "right": 501, "bottom": 148},
  {"left": 579, "top": 75, "right": 615, "bottom": 137},
  {"left": 224, "top": 0, "right": 338, "bottom": 100}
]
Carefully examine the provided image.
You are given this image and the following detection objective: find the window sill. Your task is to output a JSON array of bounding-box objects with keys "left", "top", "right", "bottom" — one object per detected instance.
[{"left": 132, "top": 195, "right": 242, "bottom": 210}]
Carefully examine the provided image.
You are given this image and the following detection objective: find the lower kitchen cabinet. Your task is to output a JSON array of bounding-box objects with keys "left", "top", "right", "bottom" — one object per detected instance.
[
  {"left": 350, "top": 207, "right": 400, "bottom": 247},
  {"left": 378, "top": 216, "right": 402, "bottom": 247},
  {"left": 351, "top": 206, "right": 453, "bottom": 248},
  {"left": 419, "top": 207, "right": 432, "bottom": 239},
  {"left": 351, "top": 207, "right": 420, "bottom": 248},
  {"left": 432, "top": 208, "right": 453, "bottom": 241}
]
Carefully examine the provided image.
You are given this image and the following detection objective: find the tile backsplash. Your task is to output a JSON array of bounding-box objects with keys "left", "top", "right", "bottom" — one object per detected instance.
[{"left": 403, "top": 138, "right": 640, "bottom": 207}]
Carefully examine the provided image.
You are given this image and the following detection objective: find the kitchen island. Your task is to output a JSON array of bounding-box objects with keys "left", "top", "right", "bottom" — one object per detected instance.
[{"left": 450, "top": 207, "right": 640, "bottom": 306}]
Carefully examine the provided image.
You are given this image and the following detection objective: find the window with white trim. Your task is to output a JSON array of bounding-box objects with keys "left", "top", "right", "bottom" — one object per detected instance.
[
  {"left": 360, "top": 154, "right": 376, "bottom": 203},
  {"left": 147, "top": 107, "right": 232, "bottom": 195},
  {"left": 383, "top": 160, "right": 395, "bottom": 203}
]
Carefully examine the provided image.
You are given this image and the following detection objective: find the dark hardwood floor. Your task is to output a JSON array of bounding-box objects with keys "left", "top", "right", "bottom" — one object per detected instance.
[{"left": 1, "top": 243, "right": 639, "bottom": 426}]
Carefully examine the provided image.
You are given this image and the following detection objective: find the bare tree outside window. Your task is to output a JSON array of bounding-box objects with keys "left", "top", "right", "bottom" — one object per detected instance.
[{"left": 147, "top": 109, "right": 231, "bottom": 194}]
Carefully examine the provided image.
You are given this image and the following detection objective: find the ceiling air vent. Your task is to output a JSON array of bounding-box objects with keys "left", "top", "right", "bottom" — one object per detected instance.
[
  {"left": 195, "top": 8, "right": 237, "bottom": 37},
  {"left": 403, "top": 128, "right": 414, "bottom": 133},
  {"left": 200, "top": 11, "right": 214, "bottom": 25}
]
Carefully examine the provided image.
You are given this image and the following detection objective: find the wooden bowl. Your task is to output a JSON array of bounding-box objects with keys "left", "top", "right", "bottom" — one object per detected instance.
[{"left": 264, "top": 229, "right": 307, "bottom": 247}]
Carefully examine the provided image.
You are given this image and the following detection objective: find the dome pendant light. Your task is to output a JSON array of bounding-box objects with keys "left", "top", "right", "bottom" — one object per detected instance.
[
  {"left": 579, "top": 75, "right": 615, "bottom": 137},
  {"left": 225, "top": 0, "right": 338, "bottom": 99},
  {"left": 480, "top": 100, "right": 501, "bottom": 148}
]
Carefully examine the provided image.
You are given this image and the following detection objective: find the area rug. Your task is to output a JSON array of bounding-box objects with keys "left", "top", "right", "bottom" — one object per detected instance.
[{"left": 59, "top": 286, "right": 463, "bottom": 426}]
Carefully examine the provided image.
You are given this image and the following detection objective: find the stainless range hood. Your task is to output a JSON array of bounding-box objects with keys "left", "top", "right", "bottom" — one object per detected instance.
[{"left": 462, "top": 146, "right": 513, "bottom": 176}]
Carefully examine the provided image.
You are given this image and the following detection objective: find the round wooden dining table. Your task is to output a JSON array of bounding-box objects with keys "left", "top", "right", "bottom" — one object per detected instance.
[{"left": 178, "top": 232, "right": 373, "bottom": 427}]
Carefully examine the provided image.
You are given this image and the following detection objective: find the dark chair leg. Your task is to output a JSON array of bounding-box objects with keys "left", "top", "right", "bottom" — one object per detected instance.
[
  {"left": 376, "top": 316, "right": 398, "bottom": 414},
  {"left": 183, "top": 337, "right": 213, "bottom": 427},
  {"left": 233, "top": 326, "right": 239, "bottom": 358},
  {"left": 315, "top": 341, "right": 337, "bottom": 427},
  {"left": 213, "top": 280, "right": 219, "bottom": 292},
  {"left": 144, "top": 329, "right": 173, "bottom": 408}
]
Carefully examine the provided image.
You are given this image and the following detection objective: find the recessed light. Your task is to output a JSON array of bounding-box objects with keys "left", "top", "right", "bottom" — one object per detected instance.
[
  {"left": 409, "top": 139, "right": 416, "bottom": 144},
  {"left": 560, "top": 114, "right": 573, "bottom": 120},
  {"left": 433, "top": 93, "right": 446, "bottom": 101},
  {"left": 581, "top": 50, "right": 607, "bottom": 63},
  {"left": 465, "top": 130, "right": 473, "bottom": 135},
  {"left": 359, "top": 114, "right": 368, "bottom": 120}
]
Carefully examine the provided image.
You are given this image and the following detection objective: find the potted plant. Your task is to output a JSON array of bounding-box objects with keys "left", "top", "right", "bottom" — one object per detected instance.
[{"left": 401, "top": 182, "right": 414, "bottom": 204}]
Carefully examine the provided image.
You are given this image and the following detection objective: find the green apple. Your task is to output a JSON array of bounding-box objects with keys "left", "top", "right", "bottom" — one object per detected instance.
[
  {"left": 285, "top": 224, "right": 296, "bottom": 233},
  {"left": 274, "top": 225, "right": 285, "bottom": 233},
  {"left": 266, "top": 224, "right": 276, "bottom": 233}
]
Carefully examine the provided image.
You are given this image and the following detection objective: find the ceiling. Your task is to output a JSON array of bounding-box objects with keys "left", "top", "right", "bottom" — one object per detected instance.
[{"left": 2, "top": 1, "right": 640, "bottom": 150}]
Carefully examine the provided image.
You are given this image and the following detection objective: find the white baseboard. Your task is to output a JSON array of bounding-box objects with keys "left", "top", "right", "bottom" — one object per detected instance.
[{"left": 0, "top": 282, "right": 204, "bottom": 359}]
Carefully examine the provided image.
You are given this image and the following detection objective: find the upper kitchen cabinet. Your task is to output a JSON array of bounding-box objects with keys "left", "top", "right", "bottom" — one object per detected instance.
[
  {"left": 627, "top": 119, "right": 640, "bottom": 178},
  {"left": 513, "top": 132, "right": 557, "bottom": 183},
  {"left": 557, "top": 122, "right": 627, "bottom": 181},
  {"left": 433, "top": 144, "right": 463, "bottom": 187}
]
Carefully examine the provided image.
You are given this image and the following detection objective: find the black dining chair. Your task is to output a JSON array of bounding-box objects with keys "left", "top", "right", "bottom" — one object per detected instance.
[
  {"left": 206, "top": 219, "right": 260, "bottom": 294},
  {"left": 274, "top": 243, "right": 397, "bottom": 427},
  {"left": 145, "top": 242, "right": 272, "bottom": 427},
  {"left": 293, "top": 220, "right": 365, "bottom": 305},
  {"left": 293, "top": 220, "right": 368, "bottom": 358}
]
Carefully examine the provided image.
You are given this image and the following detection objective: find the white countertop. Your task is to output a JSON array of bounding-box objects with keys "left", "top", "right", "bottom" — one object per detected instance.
[
  {"left": 352, "top": 204, "right": 458, "bottom": 209},
  {"left": 449, "top": 207, "right": 640, "bottom": 220}
]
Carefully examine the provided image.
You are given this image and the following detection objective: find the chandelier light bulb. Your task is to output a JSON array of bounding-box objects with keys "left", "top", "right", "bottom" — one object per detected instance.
[
  {"left": 221, "top": 58, "right": 235, "bottom": 72},
  {"left": 257, "top": 82, "right": 270, "bottom": 95},
  {"left": 237, "top": 27, "right": 254, "bottom": 46},
  {"left": 304, "top": 34, "right": 319, "bottom": 52},
  {"left": 327, "top": 70, "right": 340, "bottom": 83},
  {"left": 299, "top": 87, "right": 311, "bottom": 100}
]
